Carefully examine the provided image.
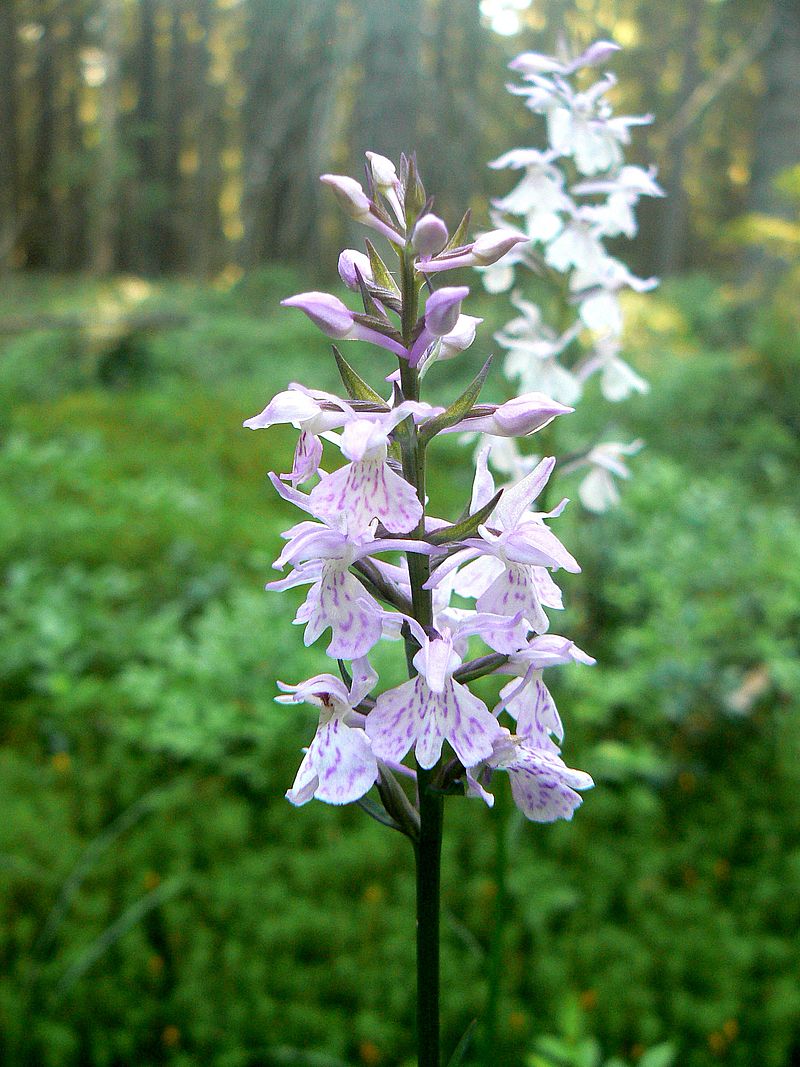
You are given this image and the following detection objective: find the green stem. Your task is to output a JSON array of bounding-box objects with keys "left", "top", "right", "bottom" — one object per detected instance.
[
  {"left": 398, "top": 249, "right": 431, "bottom": 625},
  {"left": 397, "top": 243, "right": 442, "bottom": 1067},
  {"left": 481, "top": 777, "right": 510, "bottom": 1064},
  {"left": 415, "top": 765, "right": 444, "bottom": 1067}
]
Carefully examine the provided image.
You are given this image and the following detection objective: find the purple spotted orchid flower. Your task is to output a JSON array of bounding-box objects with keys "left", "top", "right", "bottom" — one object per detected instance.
[
  {"left": 280, "top": 661, "right": 379, "bottom": 806},
  {"left": 267, "top": 476, "right": 435, "bottom": 660},
  {"left": 426, "top": 453, "right": 578, "bottom": 634},
  {"left": 496, "top": 634, "right": 595, "bottom": 746},
  {"left": 467, "top": 729, "right": 594, "bottom": 822},
  {"left": 244, "top": 383, "right": 351, "bottom": 485},
  {"left": 309, "top": 402, "right": 436, "bottom": 533},
  {"left": 366, "top": 613, "right": 526, "bottom": 770}
]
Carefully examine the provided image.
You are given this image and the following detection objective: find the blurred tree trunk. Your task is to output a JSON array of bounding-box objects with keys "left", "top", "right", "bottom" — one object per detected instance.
[
  {"left": 0, "top": 0, "right": 19, "bottom": 271},
  {"left": 161, "top": 1, "right": 190, "bottom": 270},
  {"left": 240, "top": 0, "right": 354, "bottom": 270},
  {"left": 192, "top": 0, "right": 225, "bottom": 277},
  {"left": 53, "top": 11, "right": 86, "bottom": 271},
  {"left": 238, "top": 0, "right": 286, "bottom": 269},
  {"left": 24, "top": 5, "right": 57, "bottom": 268},
  {"left": 744, "top": 0, "right": 800, "bottom": 275},
  {"left": 351, "top": 0, "right": 422, "bottom": 165},
  {"left": 419, "top": 0, "right": 488, "bottom": 222},
  {"left": 91, "top": 0, "right": 123, "bottom": 274},
  {"left": 124, "top": 0, "right": 160, "bottom": 273},
  {"left": 656, "top": 0, "right": 704, "bottom": 275}
]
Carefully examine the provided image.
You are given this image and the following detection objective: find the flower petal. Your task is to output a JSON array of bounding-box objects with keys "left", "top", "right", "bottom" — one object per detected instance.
[
  {"left": 318, "top": 569, "right": 384, "bottom": 659},
  {"left": 450, "top": 553, "right": 504, "bottom": 599},
  {"left": 495, "top": 456, "right": 555, "bottom": 528},
  {"left": 311, "top": 720, "right": 379, "bottom": 805},
  {"left": 507, "top": 747, "right": 593, "bottom": 822},
  {"left": 283, "top": 430, "right": 323, "bottom": 486},
  {"left": 476, "top": 564, "right": 550, "bottom": 634},
  {"left": 446, "top": 680, "right": 503, "bottom": 768},
  {"left": 285, "top": 748, "right": 319, "bottom": 806},
  {"left": 509, "top": 677, "right": 564, "bottom": 746},
  {"left": 366, "top": 678, "right": 421, "bottom": 764},
  {"left": 503, "top": 521, "right": 581, "bottom": 572},
  {"left": 310, "top": 458, "right": 422, "bottom": 534}
]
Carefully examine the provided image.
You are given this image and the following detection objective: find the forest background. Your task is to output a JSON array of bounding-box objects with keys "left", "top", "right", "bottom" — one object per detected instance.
[{"left": 1, "top": 1, "right": 800, "bottom": 1066}]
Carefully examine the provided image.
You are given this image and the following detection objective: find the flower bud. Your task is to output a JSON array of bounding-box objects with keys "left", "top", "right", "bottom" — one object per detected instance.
[
  {"left": 471, "top": 229, "right": 528, "bottom": 266},
  {"left": 424, "top": 286, "right": 469, "bottom": 337},
  {"left": 412, "top": 214, "right": 449, "bottom": 258},
  {"left": 447, "top": 393, "right": 573, "bottom": 437},
  {"left": 320, "top": 174, "right": 371, "bottom": 220},
  {"left": 490, "top": 393, "right": 573, "bottom": 436},
  {"left": 572, "top": 40, "right": 620, "bottom": 70},
  {"left": 508, "top": 52, "right": 564, "bottom": 75},
  {"left": 321, "top": 171, "right": 405, "bottom": 244},
  {"left": 281, "top": 291, "right": 355, "bottom": 339},
  {"left": 338, "top": 249, "right": 374, "bottom": 291},
  {"left": 365, "top": 152, "right": 398, "bottom": 191},
  {"left": 438, "top": 315, "right": 482, "bottom": 361}
]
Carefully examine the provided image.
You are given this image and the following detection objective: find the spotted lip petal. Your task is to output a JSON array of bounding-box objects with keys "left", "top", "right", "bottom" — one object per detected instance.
[
  {"left": 313, "top": 569, "right": 384, "bottom": 660},
  {"left": 504, "top": 746, "right": 593, "bottom": 822},
  {"left": 284, "top": 430, "right": 323, "bottom": 486},
  {"left": 475, "top": 730, "right": 593, "bottom": 822},
  {"left": 476, "top": 563, "right": 550, "bottom": 635},
  {"left": 286, "top": 717, "right": 378, "bottom": 807},
  {"left": 366, "top": 676, "right": 502, "bottom": 771},
  {"left": 309, "top": 455, "right": 423, "bottom": 535}
]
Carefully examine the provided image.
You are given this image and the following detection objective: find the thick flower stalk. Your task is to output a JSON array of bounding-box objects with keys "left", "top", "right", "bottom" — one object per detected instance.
[
  {"left": 245, "top": 151, "right": 593, "bottom": 1067},
  {"left": 482, "top": 39, "right": 662, "bottom": 511}
]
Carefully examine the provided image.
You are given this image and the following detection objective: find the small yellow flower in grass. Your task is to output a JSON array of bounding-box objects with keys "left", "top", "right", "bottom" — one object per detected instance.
[
  {"left": 478, "top": 879, "right": 498, "bottom": 904},
  {"left": 579, "top": 989, "right": 598, "bottom": 1011},
  {"left": 507, "top": 1010, "right": 527, "bottom": 1033},
  {"left": 359, "top": 1039, "right": 381, "bottom": 1065},
  {"left": 714, "top": 858, "right": 731, "bottom": 880},
  {"left": 708, "top": 1031, "right": 726, "bottom": 1054},
  {"left": 362, "top": 884, "right": 383, "bottom": 905},
  {"left": 162, "top": 1026, "right": 180, "bottom": 1048},
  {"left": 682, "top": 865, "right": 698, "bottom": 888},
  {"left": 143, "top": 870, "right": 161, "bottom": 891}
]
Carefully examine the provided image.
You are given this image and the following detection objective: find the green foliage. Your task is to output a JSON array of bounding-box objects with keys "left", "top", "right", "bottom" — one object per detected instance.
[
  {"left": 527, "top": 996, "right": 676, "bottom": 1067},
  {"left": 2, "top": 269, "right": 800, "bottom": 1066}
]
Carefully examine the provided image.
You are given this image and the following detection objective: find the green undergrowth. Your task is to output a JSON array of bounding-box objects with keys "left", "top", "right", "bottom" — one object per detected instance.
[{"left": 1, "top": 268, "right": 800, "bottom": 1066}]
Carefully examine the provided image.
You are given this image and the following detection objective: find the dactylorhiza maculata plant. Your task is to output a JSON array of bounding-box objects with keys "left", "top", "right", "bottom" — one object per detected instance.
[
  {"left": 244, "top": 151, "right": 594, "bottom": 1067},
  {"left": 479, "top": 39, "right": 664, "bottom": 513}
]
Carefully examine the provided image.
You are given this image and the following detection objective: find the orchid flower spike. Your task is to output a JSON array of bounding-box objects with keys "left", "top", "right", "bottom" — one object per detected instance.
[{"left": 247, "top": 149, "right": 595, "bottom": 851}]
